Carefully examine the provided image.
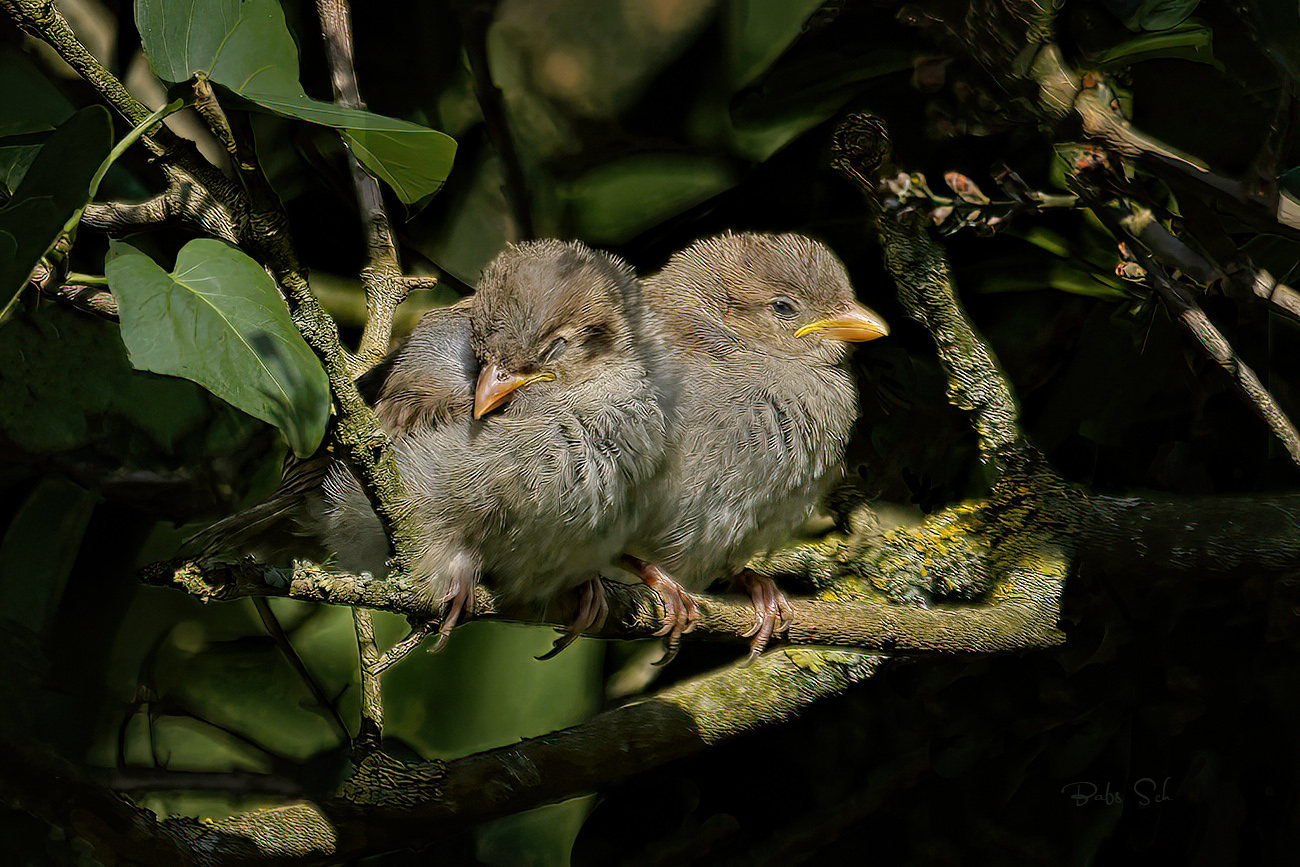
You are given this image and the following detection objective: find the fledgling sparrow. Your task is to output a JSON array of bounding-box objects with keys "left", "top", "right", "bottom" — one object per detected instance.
[
  {"left": 321, "top": 239, "right": 677, "bottom": 649},
  {"left": 631, "top": 232, "right": 888, "bottom": 661},
  {"left": 185, "top": 299, "right": 477, "bottom": 566}
]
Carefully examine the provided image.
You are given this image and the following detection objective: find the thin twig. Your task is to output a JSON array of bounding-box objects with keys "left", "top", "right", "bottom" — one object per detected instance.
[
  {"left": 252, "top": 597, "right": 350, "bottom": 742},
  {"left": 1089, "top": 203, "right": 1300, "bottom": 466},
  {"left": 1141, "top": 248, "right": 1300, "bottom": 466},
  {"left": 94, "top": 767, "right": 308, "bottom": 798},
  {"left": 373, "top": 621, "right": 439, "bottom": 675},
  {"left": 352, "top": 607, "right": 383, "bottom": 754},
  {"left": 316, "top": 0, "right": 410, "bottom": 370}
]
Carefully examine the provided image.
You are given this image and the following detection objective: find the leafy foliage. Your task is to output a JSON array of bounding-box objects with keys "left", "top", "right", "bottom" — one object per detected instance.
[
  {"left": 106, "top": 239, "right": 330, "bottom": 457},
  {"left": 0, "top": 106, "right": 111, "bottom": 303},
  {"left": 135, "top": 0, "right": 456, "bottom": 204},
  {"left": 4, "top": 0, "right": 1300, "bottom": 865}
]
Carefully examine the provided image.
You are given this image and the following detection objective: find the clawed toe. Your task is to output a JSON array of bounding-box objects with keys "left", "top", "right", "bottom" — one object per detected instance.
[
  {"left": 621, "top": 556, "right": 699, "bottom": 665},
  {"left": 430, "top": 575, "right": 475, "bottom": 653},
  {"left": 538, "top": 575, "right": 609, "bottom": 660},
  {"left": 734, "top": 571, "right": 793, "bottom": 664}
]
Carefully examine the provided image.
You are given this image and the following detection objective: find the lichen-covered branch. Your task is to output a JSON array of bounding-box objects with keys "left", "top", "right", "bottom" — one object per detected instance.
[
  {"left": 141, "top": 538, "right": 1066, "bottom": 656},
  {"left": 3, "top": 648, "right": 883, "bottom": 866},
  {"left": 831, "top": 114, "right": 1025, "bottom": 467},
  {"left": 351, "top": 608, "right": 383, "bottom": 754}
]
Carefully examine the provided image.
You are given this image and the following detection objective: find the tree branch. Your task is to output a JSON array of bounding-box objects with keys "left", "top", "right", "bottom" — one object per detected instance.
[
  {"left": 315, "top": 0, "right": 415, "bottom": 371},
  {"left": 4, "top": 647, "right": 885, "bottom": 866},
  {"left": 351, "top": 608, "right": 383, "bottom": 754},
  {"left": 141, "top": 539, "right": 1067, "bottom": 657},
  {"left": 1093, "top": 203, "right": 1300, "bottom": 467},
  {"left": 831, "top": 114, "right": 1025, "bottom": 467}
]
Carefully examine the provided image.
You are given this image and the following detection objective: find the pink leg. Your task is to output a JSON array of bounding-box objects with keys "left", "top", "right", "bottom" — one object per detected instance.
[
  {"left": 733, "top": 570, "right": 794, "bottom": 664},
  {"left": 621, "top": 555, "right": 700, "bottom": 665},
  {"left": 538, "top": 575, "right": 610, "bottom": 660},
  {"left": 431, "top": 573, "right": 476, "bottom": 653}
]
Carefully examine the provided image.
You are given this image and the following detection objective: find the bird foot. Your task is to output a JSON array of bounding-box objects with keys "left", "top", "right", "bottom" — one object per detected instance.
[
  {"left": 538, "top": 575, "right": 609, "bottom": 660},
  {"left": 430, "top": 574, "right": 476, "bottom": 653},
  {"left": 733, "top": 570, "right": 794, "bottom": 664},
  {"left": 621, "top": 555, "right": 699, "bottom": 666}
]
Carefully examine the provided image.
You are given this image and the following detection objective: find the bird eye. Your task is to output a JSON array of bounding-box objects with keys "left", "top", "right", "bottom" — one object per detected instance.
[
  {"left": 770, "top": 298, "right": 798, "bottom": 318},
  {"left": 542, "top": 336, "right": 568, "bottom": 362}
]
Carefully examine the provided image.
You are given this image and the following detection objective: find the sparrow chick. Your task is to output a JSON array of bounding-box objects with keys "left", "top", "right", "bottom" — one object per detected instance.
[
  {"left": 185, "top": 300, "right": 476, "bottom": 566},
  {"left": 635, "top": 232, "right": 888, "bottom": 661},
  {"left": 323, "top": 239, "right": 676, "bottom": 649}
]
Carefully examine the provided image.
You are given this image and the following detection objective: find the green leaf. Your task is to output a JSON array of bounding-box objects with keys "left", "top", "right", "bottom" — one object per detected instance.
[
  {"left": 728, "top": 48, "right": 915, "bottom": 161},
  {"left": 563, "top": 154, "right": 739, "bottom": 244},
  {"left": 724, "top": 0, "right": 826, "bottom": 87},
  {"left": 1105, "top": 0, "right": 1201, "bottom": 31},
  {"left": 0, "top": 106, "right": 114, "bottom": 314},
  {"left": 134, "top": 0, "right": 456, "bottom": 203},
  {"left": 408, "top": 150, "right": 514, "bottom": 286},
  {"left": 0, "top": 137, "right": 45, "bottom": 195},
  {"left": 105, "top": 239, "right": 329, "bottom": 456},
  {"left": 0, "top": 45, "right": 77, "bottom": 136},
  {"left": 0, "top": 300, "right": 266, "bottom": 468},
  {"left": 1087, "top": 22, "right": 1221, "bottom": 70}
]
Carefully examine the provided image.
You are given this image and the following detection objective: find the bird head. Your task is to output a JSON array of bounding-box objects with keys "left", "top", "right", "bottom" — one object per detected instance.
[
  {"left": 469, "top": 240, "right": 641, "bottom": 419},
  {"left": 661, "top": 233, "right": 888, "bottom": 363}
]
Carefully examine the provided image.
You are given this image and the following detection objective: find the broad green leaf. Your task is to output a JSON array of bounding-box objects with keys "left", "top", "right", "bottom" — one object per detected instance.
[
  {"left": 134, "top": 0, "right": 455, "bottom": 204},
  {"left": 0, "top": 106, "right": 113, "bottom": 310},
  {"left": 1087, "top": 22, "right": 1220, "bottom": 70},
  {"left": 972, "top": 258, "right": 1130, "bottom": 299},
  {"left": 1104, "top": 0, "right": 1201, "bottom": 31},
  {"left": 728, "top": 49, "right": 914, "bottom": 161},
  {"left": 724, "top": 0, "right": 826, "bottom": 87},
  {"left": 409, "top": 150, "right": 514, "bottom": 286},
  {"left": 1013, "top": 227, "right": 1075, "bottom": 259},
  {"left": 105, "top": 239, "right": 329, "bottom": 457},
  {"left": 0, "top": 138, "right": 45, "bottom": 194},
  {"left": 0, "top": 45, "right": 77, "bottom": 136},
  {"left": 563, "top": 154, "right": 739, "bottom": 244}
]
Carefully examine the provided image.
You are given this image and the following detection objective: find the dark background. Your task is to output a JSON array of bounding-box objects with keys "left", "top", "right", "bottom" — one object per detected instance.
[{"left": 4, "top": 0, "right": 1300, "bottom": 863}]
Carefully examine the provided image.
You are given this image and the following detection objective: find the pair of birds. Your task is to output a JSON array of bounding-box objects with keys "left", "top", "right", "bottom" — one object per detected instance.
[{"left": 196, "top": 233, "right": 888, "bottom": 661}]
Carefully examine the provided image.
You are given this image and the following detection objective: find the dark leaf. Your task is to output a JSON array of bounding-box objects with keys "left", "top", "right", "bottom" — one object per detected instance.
[{"left": 0, "top": 107, "right": 113, "bottom": 303}]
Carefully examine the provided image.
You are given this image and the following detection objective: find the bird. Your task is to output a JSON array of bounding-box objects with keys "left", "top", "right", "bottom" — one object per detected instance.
[
  {"left": 184, "top": 298, "right": 478, "bottom": 571},
  {"left": 316, "top": 239, "right": 677, "bottom": 650},
  {"left": 629, "top": 231, "right": 889, "bottom": 662}
]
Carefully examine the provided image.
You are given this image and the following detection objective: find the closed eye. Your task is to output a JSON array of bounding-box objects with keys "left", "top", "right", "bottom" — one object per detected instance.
[{"left": 542, "top": 336, "right": 568, "bottom": 362}]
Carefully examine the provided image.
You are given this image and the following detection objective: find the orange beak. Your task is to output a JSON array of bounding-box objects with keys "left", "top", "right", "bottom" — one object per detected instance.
[
  {"left": 794, "top": 302, "right": 889, "bottom": 342},
  {"left": 474, "top": 363, "right": 556, "bottom": 419}
]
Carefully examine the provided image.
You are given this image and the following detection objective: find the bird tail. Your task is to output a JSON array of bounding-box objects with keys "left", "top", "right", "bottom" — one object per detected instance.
[{"left": 181, "top": 453, "right": 333, "bottom": 561}]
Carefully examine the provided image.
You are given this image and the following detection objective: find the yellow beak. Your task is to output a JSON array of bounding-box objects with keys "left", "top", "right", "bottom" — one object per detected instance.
[
  {"left": 474, "top": 363, "right": 556, "bottom": 419},
  {"left": 795, "top": 303, "right": 889, "bottom": 342}
]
